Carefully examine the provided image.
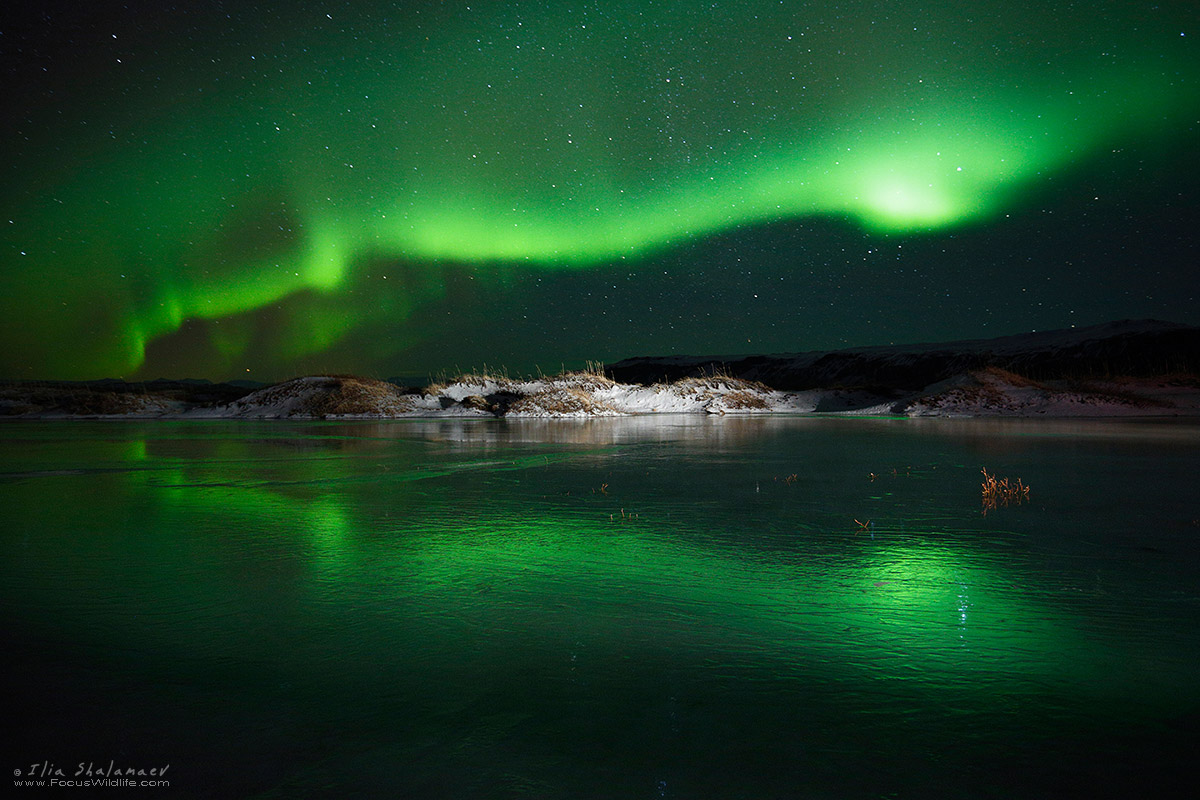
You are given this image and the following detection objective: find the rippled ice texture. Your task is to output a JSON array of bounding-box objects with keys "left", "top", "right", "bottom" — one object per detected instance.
[{"left": 3, "top": 417, "right": 1198, "bottom": 798}]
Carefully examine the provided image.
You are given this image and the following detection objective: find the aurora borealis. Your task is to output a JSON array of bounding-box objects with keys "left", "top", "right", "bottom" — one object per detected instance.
[{"left": 2, "top": 1, "right": 1197, "bottom": 381}]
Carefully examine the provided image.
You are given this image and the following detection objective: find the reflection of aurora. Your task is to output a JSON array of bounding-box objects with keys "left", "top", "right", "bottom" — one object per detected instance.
[
  {"left": 1, "top": 1, "right": 1196, "bottom": 378},
  {"left": 5, "top": 425, "right": 1116, "bottom": 702},
  {"left": 370, "top": 519, "right": 1098, "bottom": 690},
  {"left": 4, "top": 415, "right": 1200, "bottom": 800}
]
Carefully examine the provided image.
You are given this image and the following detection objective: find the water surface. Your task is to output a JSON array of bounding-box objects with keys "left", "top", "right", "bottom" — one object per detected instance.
[{"left": 3, "top": 417, "right": 1198, "bottom": 798}]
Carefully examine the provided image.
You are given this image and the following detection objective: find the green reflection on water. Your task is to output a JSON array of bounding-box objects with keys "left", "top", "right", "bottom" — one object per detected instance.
[{"left": 2, "top": 419, "right": 1198, "bottom": 797}]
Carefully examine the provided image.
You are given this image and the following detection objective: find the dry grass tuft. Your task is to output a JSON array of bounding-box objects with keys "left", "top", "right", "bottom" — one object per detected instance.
[
  {"left": 716, "top": 389, "right": 772, "bottom": 410},
  {"left": 698, "top": 363, "right": 735, "bottom": 380},
  {"left": 672, "top": 375, "right": 770, "bottom": 393},
  {"left": 309, "top": 377, "right": 412, "bottom": 416},
  {"left": 460, "top": 394, "right": 492, "bottom": 412},
  {"left": 507, "top": 386, "right": 619, "bottom": 416},
  {"left": 425, "top": 365, "right": 516, "bottom": 395},
  {"left": 242, "top": 376, "right": 413, "bottom": 416},
  {"left": 550, "top": 370, "right": 619, "bottom": 391},
  {"left": 981, "top": 467, "right": 1031, "bottom": 514}
]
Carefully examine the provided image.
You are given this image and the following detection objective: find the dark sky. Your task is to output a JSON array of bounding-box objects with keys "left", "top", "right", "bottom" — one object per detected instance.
[{"left": 1, "top": 1, "right": 1197, "bottom": 381}]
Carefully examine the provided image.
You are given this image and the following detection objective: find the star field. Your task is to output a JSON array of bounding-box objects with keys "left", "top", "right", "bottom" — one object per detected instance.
[{"left": 1, "top": 1, "right": 1196, "bottom": 380}]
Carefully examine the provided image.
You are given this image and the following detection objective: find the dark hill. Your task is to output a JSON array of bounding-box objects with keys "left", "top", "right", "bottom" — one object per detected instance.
[{"left": 606, "top": 320, "right": 1200, "bottom": 391}]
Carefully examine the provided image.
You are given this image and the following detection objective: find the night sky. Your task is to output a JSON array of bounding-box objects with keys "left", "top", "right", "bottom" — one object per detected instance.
[{"left": 2, "top": 1, "right": 1197, "bottom": 381}]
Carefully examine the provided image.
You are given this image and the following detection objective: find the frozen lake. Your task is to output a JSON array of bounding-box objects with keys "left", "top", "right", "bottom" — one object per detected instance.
[{"left": 3, "top": 416, "right": 1198, "bottom": 797}]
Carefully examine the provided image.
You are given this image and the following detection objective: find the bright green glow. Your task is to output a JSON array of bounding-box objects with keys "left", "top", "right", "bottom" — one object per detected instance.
[
  {"left": 0, "top": 1, "right": 1195, "bottom": 377},
  {"left": 388, "top": 516, "right": 1102, "bottom": 689},
  {"left": 302, "top": 69, "right": 1184, "bottom": 264},
  {"left": 3, "top": 420, "right": 1195, "bottom": 716},
  {"left": 7, "top": 439, "right": 1090, "bottom": 685}
]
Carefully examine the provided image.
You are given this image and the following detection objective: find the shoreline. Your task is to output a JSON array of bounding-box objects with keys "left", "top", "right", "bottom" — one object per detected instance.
[{"left": 3, "top": 369, "right": 1198, "bottom": 421}]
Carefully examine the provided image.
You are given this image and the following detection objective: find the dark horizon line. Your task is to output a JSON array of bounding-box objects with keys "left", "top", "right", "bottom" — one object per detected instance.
[{"left": 1, "top": 317, "right": 1195, "bottom": 387}]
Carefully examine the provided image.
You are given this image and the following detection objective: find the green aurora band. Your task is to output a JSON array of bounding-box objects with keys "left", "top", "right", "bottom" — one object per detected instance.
[{"left": 1, "top": 1, "right": 1196, "bottom": 378}]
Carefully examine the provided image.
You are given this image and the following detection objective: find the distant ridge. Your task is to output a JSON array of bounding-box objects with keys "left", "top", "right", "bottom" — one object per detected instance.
[
  {"left": 4, "top": 320, "right": 1199, "bottom": 419},
  {"left": 605, "top": 320, "right": 1200, "bottom": 390}
]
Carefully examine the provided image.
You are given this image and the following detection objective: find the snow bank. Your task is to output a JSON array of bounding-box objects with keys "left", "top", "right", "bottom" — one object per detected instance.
[{"left": 194, "top": 372, "right": 807, "bottom": 419}]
